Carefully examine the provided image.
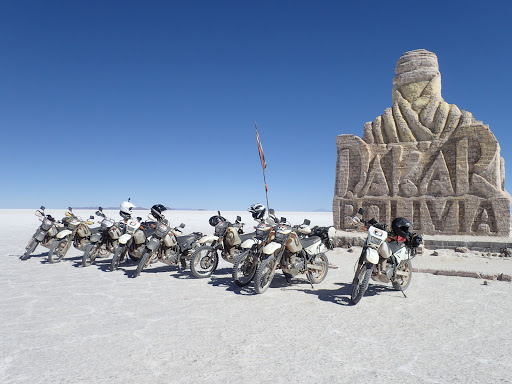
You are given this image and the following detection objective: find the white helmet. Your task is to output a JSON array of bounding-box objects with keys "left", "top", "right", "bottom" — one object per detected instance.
[
  {"left": 120, "top": 200, "right": 135, "bottom": 219},
  {"left": 248, "top": 203, "right": 266, "bottom": 221}
]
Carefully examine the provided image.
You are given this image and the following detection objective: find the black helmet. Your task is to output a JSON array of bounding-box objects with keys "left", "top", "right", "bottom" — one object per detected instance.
[
  {"left": 151, "top": 204, "right": 167, "bottom": 221},
  {"left": 392, "top": 217, "right": 412, "bottom": 239},
  {"left": 248, "top": 203, "right": 266, "bottom": 221},
  {"left": 208, "top": 215, "right": 226, "bottom": 227}
]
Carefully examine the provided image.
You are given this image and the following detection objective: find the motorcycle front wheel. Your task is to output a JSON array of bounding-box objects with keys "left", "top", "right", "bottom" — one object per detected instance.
[
  {"left": 254, "top": 255, "right": 276, "bottom": 294},
  {"left": 307, "top": 252, "right": 329, "bottom": 284},
  {"left": 21, "top": 236, "right": 38, "bottom": 260},
  {"left": 82, "top": 243, "right": 100, "bottom": 267},
  {"left": 48, "top": 238, "right": 71, "bottom": 263},
  {"left": 232, "top": 250, "right": 258, "bottom": 287},
  {"left": 190, "top": 245, "right": 219, "bottom": 278},
  {"left": 350, "top": 263, "right": 373, "bottom": 305},
  {"left": 133, "top": 251, "right": 151, "bottom": 278},
  {"left": 392, "top": 260, "right": 412, "bottom": 291},
  {"left": 111, "top": 246, "right": 127, "bottom": 271}
]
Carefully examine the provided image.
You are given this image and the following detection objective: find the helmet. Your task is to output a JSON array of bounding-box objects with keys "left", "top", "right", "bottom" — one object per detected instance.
[
  {"left": 209, "top": 215, "right": 226, "bottom": 227},
  {"left": 151, "top": 204, "right": 167, "bottom": 221},
  {"left": 392, "top": 217, "right": 412, "bottom": 239},
  {"left": 120, "top": 201, "right": 135, "bottom": 219},
  {"left": 248, "top": 203, "right": 266, "bottom": 221}
]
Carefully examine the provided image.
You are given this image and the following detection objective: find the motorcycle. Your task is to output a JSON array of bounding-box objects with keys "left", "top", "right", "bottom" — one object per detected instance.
[
  {"left": 110, "top": 215, "right": 157, "bottom": 271},
  {"left": 253, "top": 218, "right": 332, "bottom": 294},
  {"left": 231, "top": 208, "right": 280, "bottom": 287},
  {"left": 21, "top": 206, "right": 69, "bottom": 260},
  {"left": 47, "top": 207, "right": 95, "bottom": 263},
  {"left": 82, "top": 207, "right": 122, "bottom": 267},
  {"left": 133, "top": 214, "right": 203, "bottom": 278},
  {"left": 349, "top": 208, "right": 423, "bottom": 305},
  {"left": 189, "top": 211, "right": 255, "bottom": 278}
]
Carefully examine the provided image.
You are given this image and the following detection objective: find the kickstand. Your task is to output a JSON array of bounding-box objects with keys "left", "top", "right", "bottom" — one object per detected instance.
[
  {"left": 396, "top": 282, "right": 407, "bottom": 298},
  {"left": 306, "top": 272, "right": 314, "bottom": 289}
]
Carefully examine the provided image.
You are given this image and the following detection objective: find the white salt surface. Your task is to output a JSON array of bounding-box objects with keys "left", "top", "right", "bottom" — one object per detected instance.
[{"left": 1, "top": 209, "right": 511, "bottom": 383}]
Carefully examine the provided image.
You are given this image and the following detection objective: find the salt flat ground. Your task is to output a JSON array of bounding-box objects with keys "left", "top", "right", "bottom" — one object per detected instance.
[{"left": 1, "top": 209, "right": 511, "bottom": 384}]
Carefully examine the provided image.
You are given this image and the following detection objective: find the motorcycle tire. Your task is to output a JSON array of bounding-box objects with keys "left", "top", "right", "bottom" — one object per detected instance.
[
  {"left": 350, "top": 263, "right": 373, "bottom": 305},
  {"left": 111, "top": 246, "right": 127, "bottom": 271},
  {"left": 254, "top": 255, "right": 276, "bottom": 294},
  {"left": 82, "top": 243, "right": 100, "bottom": 267},
  {"left": 133, "top": 251, "right": 151, "bottom": 278},
  {"left": 307, "top": 252, "right": 329, "bottom": 284},
  {"left": 392, "top": 260, "right": 412, "bottom": 291},
  {"left": 21, "top": 236, "right": 38, "bottom": 260},
  {"left": 190, "top": 245, "right": 219, "bottom": 278},
  {"left": 232, "top": 250, "right": 258, "bottom": 287},
  {"left": 48, "top": 238, "right": 71, "bottom": 263}
]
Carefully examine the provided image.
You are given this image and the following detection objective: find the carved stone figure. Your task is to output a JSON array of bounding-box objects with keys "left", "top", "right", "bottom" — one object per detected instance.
[{"left": 333, "top": 49, "right": 511, "bottom": 236}]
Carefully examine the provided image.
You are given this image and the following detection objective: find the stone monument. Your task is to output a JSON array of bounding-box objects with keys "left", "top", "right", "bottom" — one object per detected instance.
[{"left": 333, "top": 49, "right": 510, "bottom": 236}]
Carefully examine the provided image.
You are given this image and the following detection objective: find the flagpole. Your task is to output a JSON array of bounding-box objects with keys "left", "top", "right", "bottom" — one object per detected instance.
[{"left": 255, "top": 123, "right": 270, "bottom": 216}]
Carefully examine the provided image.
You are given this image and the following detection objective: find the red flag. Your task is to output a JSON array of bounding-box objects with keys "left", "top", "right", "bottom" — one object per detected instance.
[{"left": 255, "top": 123, "right": 267, "bottom": 171}]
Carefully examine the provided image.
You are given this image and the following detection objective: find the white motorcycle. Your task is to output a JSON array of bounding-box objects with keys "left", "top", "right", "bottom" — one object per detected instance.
[
  {"left": 110, "top": 215, "right": 156, "bottom": 271},
  {"left": 253, "top": 218, "right": 334, "bottom": 294},
  {"left": 350, "top": 208, "right": 423, "bottom": 305},
  {"left": 47, "top": 207, "right": 96, "bottom": 263}
]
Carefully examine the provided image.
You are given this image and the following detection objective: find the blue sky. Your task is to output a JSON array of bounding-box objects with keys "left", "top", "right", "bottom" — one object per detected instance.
[{"left": 1, "top": 0, "right": 511, "bottom": 211}]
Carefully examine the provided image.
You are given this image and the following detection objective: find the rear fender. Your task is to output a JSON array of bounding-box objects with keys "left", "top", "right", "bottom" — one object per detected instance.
[
  {"left": 57, "top": 229, "right": 73, "bottom": 239},
  {"left": 262, "top": 242, "right": 281, "bottom": 255}
]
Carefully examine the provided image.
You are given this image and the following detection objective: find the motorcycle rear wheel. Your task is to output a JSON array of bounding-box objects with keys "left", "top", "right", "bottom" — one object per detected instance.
[
  {"left": 111, "top": 246, "right": 127, "bottom": 271},
  {"left": 190, "top": 245, "right": 219, "bottom": 278},
  {"left": 82, "top": 243, "right": 100, "bottom": 267},
  {"left": 392, "top": 260, "right": 412, "bottom": 291},
  {"left": 21, "top": 237, "right": 38, "bottom": 260},
  {"left": 350, "top": 263, "right": 373, "bottom": 305},
  {"left": 307, "top": 252, "right": 329, "bottom": 284},
  {"left": 48, "top": 238, "right": 71, "bottom": 263},
  {"left": 254, "top": 255, "right": 276, "bottom": 294},
  {"left": 232, "top": 250, "right": 258, "bottom": 287},
  {"left": 133, "top": 251, "right": 151, "bottom": 278}
]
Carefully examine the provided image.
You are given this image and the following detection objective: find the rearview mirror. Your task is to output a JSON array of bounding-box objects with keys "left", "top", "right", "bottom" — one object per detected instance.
[
  {"left": 98, "top": 207, "right": 103, "bottom": 212},
  {"left": 179, "top": 223, "right": 185, "bottom": 228},
  {"left": 303, "top": 219, "right": 311, "bottom": 226},
  {"left": 95, "top": 211, "right": 102, "bottom": 216},
  {"left": 40, "top": 206, "right": 45, "bottom": 210},
  {"left": 358, "top": 207, "right": 365, "bottom": 215},
  {"left": 68, "top": 207, "right": 73, "bottom": 212},
  {"left": 89, "top": 215, "right": 94, "bottom": 220},
  {"left": 137, "top": 217, "right": 142, "bottom": 222},
  {"left": 236, "top": 216, "right": 241, "bottom": 222},
  {"left": 35, "top": 210, "right": 44, "bottom": 218},
  {"left": 269, "top": 208, "right": 275, "bottom": 215},
  {"left": 280, "top": 217, "right": 287, "bottom": 223}
]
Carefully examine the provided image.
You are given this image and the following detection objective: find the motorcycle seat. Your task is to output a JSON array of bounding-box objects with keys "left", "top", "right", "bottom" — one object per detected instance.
[
  {"left": 90, "top": 227, "right": 101, "bottom": 235},
  {"left": 299, "top": 236, "right": 321, "bottom": 248},
  {"left": 239, "top": 232, "right": 256, "bottom": 242}
]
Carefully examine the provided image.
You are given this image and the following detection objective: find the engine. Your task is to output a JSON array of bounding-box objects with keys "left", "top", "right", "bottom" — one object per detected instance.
[
  {"left": 282, "top": 253, "right": 306, "bottom": 276},
  {"left": 164, "top": 247, "right": 179, "bottom": 264}
]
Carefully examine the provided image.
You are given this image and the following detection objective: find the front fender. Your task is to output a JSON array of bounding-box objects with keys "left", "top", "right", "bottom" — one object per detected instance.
[
  {"left": 119, "top": 233, "right": 132, "bottom": 245},
  {"left": 365, "top": 247, "right": 379, "bottom": 264},
  {"left": 35, "top": 230, "right": 46, "bottom": 242},
  {"left": 90, "top": 233, "right": 102, "bottom": 243},
  {"left": 57, "top": 229, "right": 73, "bottom": 239},
  {"left": 241, "top": 238, "right": 256, "bottom": 249},
  {"left": 262, "top": 242, "right": 282, "bottom": 255},
  {"left": 198, "top": 235, "right": 218, "bottom": 244},
  {"left": 146, "top": 237, "right": 161, "bottom": 251}
]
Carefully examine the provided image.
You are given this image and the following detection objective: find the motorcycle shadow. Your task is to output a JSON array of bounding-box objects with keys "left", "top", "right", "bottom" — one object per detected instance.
[
  {"left": 300, "top": 282, "right": 400, "bottom": 306},
  {"left": 207, "top": 269, "right": 301, "bottom": 296}
]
